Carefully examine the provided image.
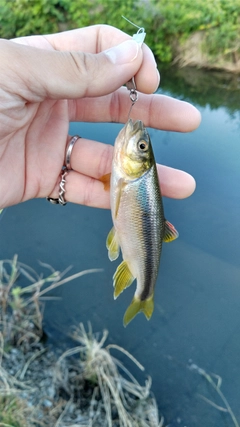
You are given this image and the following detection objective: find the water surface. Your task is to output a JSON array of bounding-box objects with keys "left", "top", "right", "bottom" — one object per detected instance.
[{"left": 1, "top": 67, "right": 240, "bottom": 427}]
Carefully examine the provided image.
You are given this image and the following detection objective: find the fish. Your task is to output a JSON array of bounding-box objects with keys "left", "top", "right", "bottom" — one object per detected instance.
[{"left": 106, "top": 119, "right": 179, "bottom": 326}]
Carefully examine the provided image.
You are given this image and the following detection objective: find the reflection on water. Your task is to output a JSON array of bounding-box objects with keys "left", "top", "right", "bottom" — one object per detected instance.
[
  {"left": 0, "top": 68, "right": 239, "bottom": 427},
  {"left": 160, "top": 65, "right": 240, "bottom": 117}
]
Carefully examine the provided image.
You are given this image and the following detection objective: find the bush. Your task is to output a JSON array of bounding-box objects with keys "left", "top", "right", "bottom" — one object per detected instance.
[
  {"left": 0, "top": 0, "right": 239, "bottom": 63},
  {"left": 0, "top": 0, "right": 70, "bottom": 37}
]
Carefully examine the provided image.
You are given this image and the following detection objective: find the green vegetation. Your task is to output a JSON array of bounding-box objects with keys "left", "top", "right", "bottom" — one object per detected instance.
[
  {"left": 0, "top": 396, "right": 31, "bottom": 427},
  {"left": 151, "top": 0, "right": 240, "bottom": 61},
  {"left": 0, "top": 0, "right": 239, "bottom": 65},
  {"left": 0, "top": 0, "right": 70, "bottom": 38}
]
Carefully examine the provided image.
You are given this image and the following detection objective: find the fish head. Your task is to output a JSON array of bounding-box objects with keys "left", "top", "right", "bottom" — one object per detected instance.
[{"left": 114, "top": 119, "right": 155, "bottom": 179}]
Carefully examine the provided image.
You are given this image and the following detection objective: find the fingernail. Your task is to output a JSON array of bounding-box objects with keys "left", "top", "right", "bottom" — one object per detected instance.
[{"left": 105, "top": 40, "right": 140, "bottom": 65}]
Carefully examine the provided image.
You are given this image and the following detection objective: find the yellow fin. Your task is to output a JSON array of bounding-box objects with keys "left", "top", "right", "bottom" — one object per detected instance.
[
  {"left": 123, "top": 294, "right": 154, "bottom": 327},
  {"left": 113, "top": 260, "right": 134, "bottom": 299},
  {"left": 163, "top": 220, "right": 179, "bottom": 242},
  {"left": 106, "top": 227, "right": 120, "bottom": 261},
  {"left": 99, "top": 173, "right": 111, "bottom": 191}
]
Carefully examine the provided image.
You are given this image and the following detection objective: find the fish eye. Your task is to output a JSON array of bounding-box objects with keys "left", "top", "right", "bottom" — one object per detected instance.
[{"left": 137, "top": 140, "right": 148, "bottom": 152}]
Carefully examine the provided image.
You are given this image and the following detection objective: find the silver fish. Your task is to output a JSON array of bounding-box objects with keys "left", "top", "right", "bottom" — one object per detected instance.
[{"left": 106, "top": 119, "right": 178, "bottom": 326}]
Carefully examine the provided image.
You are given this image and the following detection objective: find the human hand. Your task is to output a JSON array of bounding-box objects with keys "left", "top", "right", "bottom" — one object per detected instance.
[{"left": 0, "top": 25, "right": 201, "bottom": 209}]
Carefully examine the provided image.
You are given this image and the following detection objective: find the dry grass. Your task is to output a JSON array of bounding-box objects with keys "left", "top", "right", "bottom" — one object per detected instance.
[
  {"left": 189, "top": 363, "right": 239, "bottom": 427},
  {"left": 54, "top": 323, "right": 165, "bottom": 427},
  {"left": 0, "top": 256, "right": 164, "bottom": 427},
  {"left": 1, "top": 256, "right": 238, "bottom": 427},
  {"left": 0, "top": 255, "right": 101, "bottom": 349}
]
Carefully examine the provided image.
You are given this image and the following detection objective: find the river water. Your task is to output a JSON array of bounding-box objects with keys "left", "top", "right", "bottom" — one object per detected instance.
[{"left": 1, "top": 67, "right": 240, "bottom": 426}]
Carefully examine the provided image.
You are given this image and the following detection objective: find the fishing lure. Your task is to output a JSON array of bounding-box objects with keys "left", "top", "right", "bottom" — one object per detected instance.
[{"left": 122, "top": 16, "right": 146, "bottom": 108}]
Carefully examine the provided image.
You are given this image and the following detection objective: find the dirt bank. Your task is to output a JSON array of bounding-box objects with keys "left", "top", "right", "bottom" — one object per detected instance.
[{"left": 174, "top": 31, "right": 240, "bottom": 73}]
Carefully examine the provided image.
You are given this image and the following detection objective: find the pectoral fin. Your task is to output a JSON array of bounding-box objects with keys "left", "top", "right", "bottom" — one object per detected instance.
[
  {"left": 99, "top": 173, "right": 111, "bottom": 191},
  {"left": 163, "top": 220, "right": 179, "bottom": 242},
  {"left": 106, "top": 227, "right": 120, "bottom": 261},
  {"left": 113, "top": 260, "right": 134, "bottom": 299},
  {"left": 114, "top": 178, "right": 127, "bottom": 219},
  {"left": 123, "top": 294, "right": 154, "bottom": 327}
]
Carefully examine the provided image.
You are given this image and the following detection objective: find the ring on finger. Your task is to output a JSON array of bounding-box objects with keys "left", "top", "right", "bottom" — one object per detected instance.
[
  {"left": 65, "top": 135, "right": 81, "bottom": 170},
  {"left": 47, "top": 168, "right": 68, "bottom": 206}
]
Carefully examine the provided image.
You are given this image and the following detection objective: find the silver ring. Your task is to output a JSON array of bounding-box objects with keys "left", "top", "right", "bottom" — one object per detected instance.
[
  {"left": 46, "top": 169, "right": 68, "bottom": 206},
  {"left": 46, "top": 197, "right": 59, "bottom": 204},
  {"left": 65, "top": 135, "right": 81, "bottom": 170},
  {"left": 58, "top": 169, "right": 68, "bottom": 205}
]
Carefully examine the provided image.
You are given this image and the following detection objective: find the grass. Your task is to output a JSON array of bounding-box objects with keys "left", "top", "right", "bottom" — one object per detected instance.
[
  {"left": 0, "top": 395, "right": 31, "bottom": 427},
  {"left": 55, "top": 323, "right": 164, "bottom": 427},
  {"left": 0, "top": 255, "right": 101, "bottom": 349},
  {"left": 1, "top": 255, "right": 238, "bottom": 426},
  {"left": 189, "top": 363, "right": 240, "bottom": 427},
  {"left": 0, "top": 256, "right": 165, "bottom": 427}
]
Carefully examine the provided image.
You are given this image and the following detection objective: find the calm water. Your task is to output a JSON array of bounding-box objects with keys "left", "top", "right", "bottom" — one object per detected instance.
[{"left": 1, "top": 67, "right": 240, "bottom": 426}]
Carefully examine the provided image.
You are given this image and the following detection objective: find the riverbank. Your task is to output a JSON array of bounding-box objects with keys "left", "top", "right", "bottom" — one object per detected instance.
[
  {"left": 0, "top": 256, "right": 164, "bottom": 427},
  {"left": 1, "top": 0, "right": 239, "bottom": 74},
  {"left": 173, "top": 31, "right": 240, "bottom": 74}
]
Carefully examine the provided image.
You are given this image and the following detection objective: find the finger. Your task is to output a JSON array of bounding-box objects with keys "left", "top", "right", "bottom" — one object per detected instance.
[
  {"left": 13, "top": 26, "right": 159, "bottom": 94},
  {"left": 48, "top": 137, "right": 195, "bottom": 205},
  {"left": 68, "top": 137, "right": 113, "bottom": 180},
  {"left": 46, "top": 26, "right": 160, "bottom": 94},
  {"left": 48, "top": 164, "right": 195, "bottom": 209},
  {"left": 157, "top": 165, "right": 196, "bottom": 199},
  {"left": 2, "top": 38, "right": 145, "bottom": 101},
  {"left": 70, "top": 90, "right": 201, "bottom": 133},
  {"left": 63, "top": 137, "right": 196, "bottom": 199}
]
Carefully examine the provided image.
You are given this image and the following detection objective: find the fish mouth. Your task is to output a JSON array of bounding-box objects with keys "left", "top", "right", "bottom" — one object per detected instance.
[
  {"left": 127, "top": 119, "right": 144, "bottom": 133},
  {"left": 126, "top": 119, "right": 149, "bottom": 144}
]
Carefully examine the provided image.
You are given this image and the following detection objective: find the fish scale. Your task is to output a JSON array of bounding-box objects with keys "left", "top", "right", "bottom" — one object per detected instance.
[{"left": 116, "top": 165, "right": 163, "bottom": 301}]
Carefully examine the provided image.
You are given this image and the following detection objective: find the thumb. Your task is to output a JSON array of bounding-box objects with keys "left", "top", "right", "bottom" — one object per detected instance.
[{"left": 2, "top": 39, "right": 143, "bottom": 100}]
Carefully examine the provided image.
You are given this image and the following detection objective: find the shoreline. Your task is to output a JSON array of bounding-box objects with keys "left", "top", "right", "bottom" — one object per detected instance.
[
  {"left": 173, "top": 31, "right": 240, "bottom": 74},
  {"left": 0, "top": 256, "right": 164, "bottom": 427}
]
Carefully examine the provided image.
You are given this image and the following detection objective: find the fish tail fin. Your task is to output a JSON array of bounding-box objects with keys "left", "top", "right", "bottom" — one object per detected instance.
[{"left": 123, "top": 294, "right": 154, "bottom": 327}]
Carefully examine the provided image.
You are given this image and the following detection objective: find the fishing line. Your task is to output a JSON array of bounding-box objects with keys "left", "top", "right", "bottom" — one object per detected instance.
[
  {"left": 122, "top": 16, "right": 145, "bottom": 34},
  {"left": 127, "top": 102, "right": 135, "bottom": 121}
]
